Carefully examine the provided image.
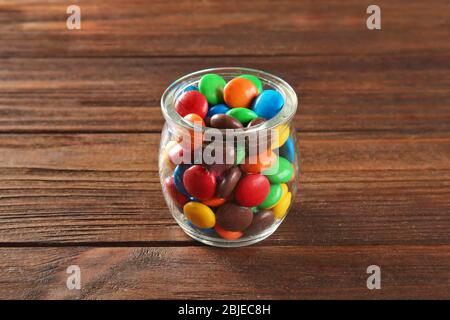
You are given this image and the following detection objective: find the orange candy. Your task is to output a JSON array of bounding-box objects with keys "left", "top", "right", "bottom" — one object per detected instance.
[
  {"left": 215, "top": 225, "right": 243, "bottom": 240},
  {"left": 178, "top": 113, "right": 205, "bottom": 149},
  {"left": 223, "top": 77, "right": 258, "bottom": 108},
  {"left": 202, "top": 197, "right": 226, "bottom": 207},
  {"left": 240, "top": 149, "right": 277, "bottom": 174}
]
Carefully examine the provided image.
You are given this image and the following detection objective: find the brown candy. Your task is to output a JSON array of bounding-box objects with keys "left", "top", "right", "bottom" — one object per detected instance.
[
  {"left": 210, "top": 114, "right": 243, "bottom": 129},
  {"left": 247, "top": 117, "right": 266, "bottom": 128},
  {"left": 216, "top": 202, "right": 253, "bottom": 232},
  {"left": 245, "top": 210, "right": 275, "bottom": 236},
  {"left": 215, "top": 166, "right": 242, "bottom": 199}
]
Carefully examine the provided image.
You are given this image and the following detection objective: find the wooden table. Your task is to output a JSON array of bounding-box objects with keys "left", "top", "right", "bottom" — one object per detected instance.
[{"left": 0, "top": 0, "right": 449, "bottom": 299}]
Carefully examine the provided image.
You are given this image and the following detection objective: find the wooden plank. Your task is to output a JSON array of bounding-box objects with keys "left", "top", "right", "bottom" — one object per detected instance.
[
  {"left": 1, "top": 132, "right": 449, "bottom": 244},
  {"left": 0, "top": 0, "right": 449, "bottom": 58},
  {"left": 1, "top": 54, "right": 450, "bottom": 133},
  {"left": 0, "top": 245, "right": 448, "bottom": 299}
]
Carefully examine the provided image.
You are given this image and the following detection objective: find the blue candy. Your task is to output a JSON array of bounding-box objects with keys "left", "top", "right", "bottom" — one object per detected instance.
[
  {"left": 183, "top": 85, "right": 198, "bottom": 92},
  {"left": 252, "top": 90, "right": 284, "bottom": 119},
  {"left": 187, "top": 221, "right": 216, "bottom": 235},
  {"left": 207, "top": 103, "right": 230, "bottom": 117},
  {"left": 279, "top": 136, "right": 295, "bottom": 163},
  {"left": 173, "top": 164, "right": 191, "bottom": 197}
]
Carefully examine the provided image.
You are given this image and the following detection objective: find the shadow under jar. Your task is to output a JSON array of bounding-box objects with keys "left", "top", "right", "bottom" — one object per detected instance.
[{"left": 160, "top": 67, "right": 299, "bottom": 247}]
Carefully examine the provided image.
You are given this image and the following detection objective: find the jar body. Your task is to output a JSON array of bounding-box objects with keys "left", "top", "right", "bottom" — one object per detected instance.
[{"left": 159, "top": 68, "right": 299, "bottom": 247}]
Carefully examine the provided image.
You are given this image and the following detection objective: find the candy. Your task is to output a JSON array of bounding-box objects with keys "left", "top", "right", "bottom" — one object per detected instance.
[
  {"left": 247, "top": 117, "right": 266, "bottom": 127},
  {"left": 173, "top": 164, "right": 191, "bottom": 197},
  {"left": 234, "top": 174, "right": 270, "bottom": 207},
  {"left": 168, "top": 142, "right": 192, "bottom": 165},
  {"left": 266, "top": 156, "right": 293, "bottom": 184},
  {"left": 183, "top": 113, "right": 205, "bottom": 127},
  {"left": 226, "top": 108, "right": 258, "bottom": 126},
  {"left": 215, "top": 225, "right": 243, "bottom": 240},
  {"left": 279, "top": 136, "right": 295, "bottom": 163},
  {"left": 258, "top": 184, "right": 282, "bottom": 209},
  {"left": 273, "top": 191, "right": 291, "bottom": 220},
  {"left": 207, "top": 104, "right": 230, "bottom": 117},
  {"left": 252, "top": 89, "right": 284, "bottom": 119},
  {"left": 210, "top": 114, "right": 243, "bottom": 129},
  {"left": 271, "top": 124, "right": 290, "bottom": 149},
  {"left": 223, "top": 77, "right": 258, "bottom": 108},
  {"left": 183, "top": 85, "right": 198, "bottom": 92},
  {"left": 202, "top": 197, "right": 226, "bottom": 207},
  {"left": 199, "top": 74, "right": 227, "bottom": 105},
  {"left": 175, "top": 90, "right": 208, "bottom": 118},
  {"left": 245, "top": 210, "right": 275, "bottom": 235},
  {"left": 164, "top": 176, "right": 188, "bottom": 208},
  {"left": 183, "top": 165, "right": 216, "bottom": 200},
  {"left": 188, "top": 221, "right": 216, "bottom": 235},
  {"left": 215, "top": 166, "right": 242, "bottom": 199},
  {"left": 240, "top": 149, "right": 277, "bottom": 174},
  {"left": 216, "top": 203, "right": 253, "bottom": 231},
  {"left": 239, "top": 74, "right": 263, "bottom": 93},
  {"left": 235, "top": 144, "right": 246, "bottom": 165},
  {"left": 183, "top": 201, "right": 216, "bottom": 228}
]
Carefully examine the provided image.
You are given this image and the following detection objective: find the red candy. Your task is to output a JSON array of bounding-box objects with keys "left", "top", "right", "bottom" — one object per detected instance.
[
  {"left": 164, "top": 176, "right": 188, "bottom": 208},
  {"left": 183, "top": 165, "right": 216, "bottom": 200},
  {"left": 234, "top": 174, "right": 270, "bottom": 207},
  {"left": 175, "top": 91, "right": 208, "bottom": 119}
]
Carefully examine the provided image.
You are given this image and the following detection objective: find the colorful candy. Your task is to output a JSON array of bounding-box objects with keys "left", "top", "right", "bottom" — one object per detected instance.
[
  {"left": 175, "top": 90, "right": 208, "bottom": 118},
  {"left": 210, "top": 114, "right": 243, "bottom": 129},
  {"left": 246, "top": 210, "right": 275, "bottom": 236},
  {"left": 164, "top": 176, "right": 188, "bottom": 208},
  {"left": 216, "top": 203, "right": 253, "bottom": 231},
  {"left": 215, "top": 166, "right": 242, "bottom": 199},
  {"left": 240, "top": 149, "right": 277, "bottom": 174},
  {"left": 266, "top": 156, "right": 293, "bottom": 184},
  {"left": 173, "top": 164, "right": 192, "bottom": 197},
  {"left": 199, "top": 74, "right": 227, "bottom": 105},
  {"left": 252, "top": 89, "right": 284, "bottom": 119},
  {"left": 183, "top": 165, "right": 216, "bottom": 200},
  {"left": 207, "top": 104, "right": 230, "bottom": 117},
  {"left": 258, "top": 184, "right": 282, "bottom": 209},
  {"left": 273, "top": 191, "right": 292, "bottom": 220},
  {"left": 279, "top": 136, "right": 295, "bottom": 163},
  {"left": 234, "top": 174, "right": 270, "bottom": 207},
  {"left": 247, "top": 117, "right": 266, "bottom": 127},
  {"left": 226, "top": 108, "right": 258, "bottom": 126},
  {"left": 223, "top": 77, "right": 258, "bottom": 108},
  {"left": 215, "top": 225, "right": 243, "bottom": 240},
  {"left": 183, "top": 201, "right": 216, "bottom": 228},
  {"left": 239, "top": 74, "right": 263, "bottom": 93}
]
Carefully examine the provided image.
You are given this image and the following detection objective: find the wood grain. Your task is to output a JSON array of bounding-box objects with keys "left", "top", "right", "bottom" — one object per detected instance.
[
  {"left": 1, "top": 132, "right": 449, "bottom": 244},
  {"left": 1, "top": 53, "right": 450, "bottom": 133},
  {"left": 1, "top": 245, "right": 449, "bottom": 299},
  {"left": 1, "top": 0, "right": 449, "bottom": 58}
]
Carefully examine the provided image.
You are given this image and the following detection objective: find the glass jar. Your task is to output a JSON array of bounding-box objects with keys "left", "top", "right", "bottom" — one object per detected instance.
[{"left": 160, "top": 67, "right": 298, "bottom": 247}]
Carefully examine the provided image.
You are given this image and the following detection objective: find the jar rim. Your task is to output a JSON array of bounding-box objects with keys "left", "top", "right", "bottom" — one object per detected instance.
[{"left": 160, "top": 67, "right": 298, "bottom": 135}]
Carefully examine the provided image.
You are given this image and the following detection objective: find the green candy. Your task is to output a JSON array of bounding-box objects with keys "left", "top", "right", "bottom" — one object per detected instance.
[
  {"left": 258, "top": 184, "right": 282, "bottom": 209},
  {"left": 266, "top": 157, "right": 293, "bottom": 184},
  {"left": 199, "top": 74, "right": 226, "bottom": 105},
  {"left": 239, "top": 74, "right": 263, "bottom": 93},
  {"left": 235, "top": 143, "right": 246, "bottom": 165},
  {"left": 251, "top": 207, "right": 258, "bottom": 213},
  {"left": 226, "top": 108, "right": 258, "bottom": 126}
]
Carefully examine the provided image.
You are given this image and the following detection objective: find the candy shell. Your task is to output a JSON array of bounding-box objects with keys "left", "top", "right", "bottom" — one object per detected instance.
[
  {"left": 215, "top": 225, "right": 243, "bottom": 240},
  {"left": 183, "top": 201, "right": 216, "bottom": 229},
  {"left": 210, "top": 114, "right": 243, "bottom": 129},
  {"left": 168, "top": 142, "right": 192, "bottom": 165},
  {"left": 223, "top": 77, "right": 258, "bottom": 108},
  {"left": 188, "top": 221, "right": 216, "bottom": 235},
  {"left": 215, "top": 166, "right": 242, "bottom": 199},
  {"left": 164, "top": 176, "right": 188, "bottom": 208},
  {"left": 252, "top": 89, "right": 284, "bottom": 119},
  {"left": 271, "top": 125, "right": 290, "bottom": 149},
  {"left": 183, "top": 113, "right": 205, "bottom": 127},
  {"left": 266, "top": 157, "right": 293, "bottom": 184},
  {"left": 226, "top": 108, "right": 258, "bottom": 126},
  {"left": 235, "top": 174, "right": 270, "bottom": 207},
  {"left": 245, "top": 210, "right": 275, "bottom": 235},
  {"left": 240, "top": 149, "right": 277, "bottom": 174},
  {"left": 216, "top": 203, "right": 253, "bottom": 231},
  {"left": 258, "top": 184, "right": 282, "bottom": 209},
  {"left": 202, "top": 197, "right": 226, "bottom": 207},
  {"left": 279, "top": 136, "right": 295, "bottom": 163},
  {"left": 273, "top": 191, "right": 292, "bottom": 220},
  {"left": 173, "top": 164, "right": 191, "bottom": 197},
  {"left": 247, "top": 117, "right": 266, "bottom": 127},
  {"left": 175, "top": 90, "right": 208, "bottom": 118},
  {"left": 199, "top": 74, "right": 227, "bottom": 105},
  {"left": 235, "top": 144, "right": 246, "bottom": 164},
  {"left": 239, "top": 74, "right": 263, "bottom": 93},
  {"left": 183, "top": 85, "right": 198, "bottom": 92},
  {"left": 183, "top": 165, "right": 216, "bottom": 200},
  {"left": 207, "top": 104, "right": 230, "bottom": 117}
]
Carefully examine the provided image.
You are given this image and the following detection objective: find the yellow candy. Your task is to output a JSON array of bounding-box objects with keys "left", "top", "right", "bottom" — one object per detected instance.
[
  {"left": 271, "top": 125, "right": 290, "bottom": 149},
  {"left": 183, "top": 202, "right": 216, "bottom": 229},
  {"left": 267, "top": 183, "right": 288, "bottom": 209},
  {"left": 273, "top": 191, "right": 292, "bottom": 220}
]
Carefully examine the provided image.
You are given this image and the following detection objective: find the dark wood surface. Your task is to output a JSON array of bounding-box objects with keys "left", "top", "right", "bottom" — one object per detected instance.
[{"left": 0, "top": 0, "right": 449, "bottom": 299}]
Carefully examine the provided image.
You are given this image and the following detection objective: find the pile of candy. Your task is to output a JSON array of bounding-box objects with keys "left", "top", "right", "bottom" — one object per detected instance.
[{"left": 162, "top": 73, "right": 296, "bottom": 241}]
